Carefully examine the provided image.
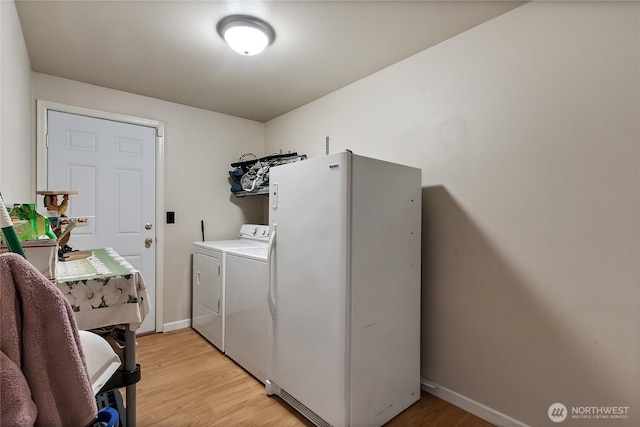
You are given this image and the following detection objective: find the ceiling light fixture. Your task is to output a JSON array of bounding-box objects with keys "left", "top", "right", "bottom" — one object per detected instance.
[{"left": 217, "top": 15, "right": 275, "bottom": 56}]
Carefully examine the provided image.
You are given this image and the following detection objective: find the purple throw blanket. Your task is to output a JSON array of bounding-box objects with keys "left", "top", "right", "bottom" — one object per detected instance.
[{"left": 1, "top": 253, "right": 97, "bottom": 426}]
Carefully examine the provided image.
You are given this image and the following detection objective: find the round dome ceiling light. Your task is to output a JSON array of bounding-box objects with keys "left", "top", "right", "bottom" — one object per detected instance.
[{"left": 217, "top": 15, "right": 275, "bottom": 56}]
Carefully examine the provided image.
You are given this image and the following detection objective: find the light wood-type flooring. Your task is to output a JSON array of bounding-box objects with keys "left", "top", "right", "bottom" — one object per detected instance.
[{"left": 132, "top": 328, "right": 494, "bottom": 426}]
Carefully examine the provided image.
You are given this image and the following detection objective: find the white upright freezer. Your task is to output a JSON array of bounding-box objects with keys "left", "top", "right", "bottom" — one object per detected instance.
[{"left": 266, "top": 151, "right": 422, "bottom": 427}]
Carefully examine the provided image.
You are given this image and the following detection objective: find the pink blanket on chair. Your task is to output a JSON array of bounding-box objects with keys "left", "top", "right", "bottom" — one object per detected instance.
[{"left": 1, "top": 252, "right": 97, "bottom": 427}]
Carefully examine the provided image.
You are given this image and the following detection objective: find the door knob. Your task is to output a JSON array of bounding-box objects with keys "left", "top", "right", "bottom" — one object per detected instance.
[
  {"left": 145, "top": 223, "right": 153, "bottom": 230},
  {"left": 145, "top": 237, "right": 153, "bottom": 248}
]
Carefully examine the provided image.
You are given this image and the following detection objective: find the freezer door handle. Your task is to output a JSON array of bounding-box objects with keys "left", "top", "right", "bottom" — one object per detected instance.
[{"left": 267, "top": 224, "right": 277, "bottom": 320}]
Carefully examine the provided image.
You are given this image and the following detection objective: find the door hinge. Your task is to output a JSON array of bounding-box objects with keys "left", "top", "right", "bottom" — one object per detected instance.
[
  {"left": 45, "top": 134, "right": 49, "bottom": 148},
  {"left": 218, "top": 299, "right": 220, "bottom": 311},
  {"left": 218, "top": 265, "right": 221, "bottom": 275}
]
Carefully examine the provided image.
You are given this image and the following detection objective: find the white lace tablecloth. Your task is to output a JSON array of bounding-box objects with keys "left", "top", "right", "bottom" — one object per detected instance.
[{"left": 55, "top": 248, "right": 151, "bottom": 331}]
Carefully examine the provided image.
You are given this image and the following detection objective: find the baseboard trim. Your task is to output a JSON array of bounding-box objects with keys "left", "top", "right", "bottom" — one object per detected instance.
[
  {"left": 420, "top": 378, "right": 529, "bottom": 427},
  {"left": 163, "top": 318, "right": 191, "bottom": 332}
]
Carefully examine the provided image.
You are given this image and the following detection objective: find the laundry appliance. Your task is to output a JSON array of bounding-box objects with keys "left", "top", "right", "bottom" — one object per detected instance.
[
  {"left": 224, "top": 245, "right": 269, "bottom": 382},
  {"left": 192, "top": 224, "right": 269, "bottom": 351}
]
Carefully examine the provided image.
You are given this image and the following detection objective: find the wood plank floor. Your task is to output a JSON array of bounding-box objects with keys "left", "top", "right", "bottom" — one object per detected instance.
[{"left": 132, "top": 328, "right": 494, "bottom": 426}]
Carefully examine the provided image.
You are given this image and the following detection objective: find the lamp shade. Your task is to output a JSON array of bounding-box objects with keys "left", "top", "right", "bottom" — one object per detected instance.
[{"left": 217, "top": 15, "right": 275, "bottom": 56}]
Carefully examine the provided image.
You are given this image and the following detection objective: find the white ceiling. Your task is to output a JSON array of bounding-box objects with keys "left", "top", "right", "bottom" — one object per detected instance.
[{"left": 16, "top": 1, "right": 524, "bottom": 123}]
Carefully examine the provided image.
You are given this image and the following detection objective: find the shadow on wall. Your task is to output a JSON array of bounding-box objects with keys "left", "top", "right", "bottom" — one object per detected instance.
[
  {"left": 229, "top": 193, "right": 268, "bottom": 225},
  {"left": 420, "top": 185, "right": 632, "bottom": 426}
]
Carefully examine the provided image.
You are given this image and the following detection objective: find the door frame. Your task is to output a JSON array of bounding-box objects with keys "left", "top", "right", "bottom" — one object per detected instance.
[{"left": 36, "top": 99, "right": 165, "bottom": 333}]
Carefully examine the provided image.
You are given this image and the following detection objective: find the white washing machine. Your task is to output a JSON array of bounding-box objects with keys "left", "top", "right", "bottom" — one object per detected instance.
[
  {"left": 224, "top": 245, "right": 269, "bottom": 383},
  {"left": 192, "top": 224, "right": 269, "bottom": 352}
]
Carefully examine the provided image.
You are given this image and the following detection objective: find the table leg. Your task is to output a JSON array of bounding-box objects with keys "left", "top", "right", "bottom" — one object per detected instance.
[{"left": 125, "top": 326, "right": 136, "bottom": 427}]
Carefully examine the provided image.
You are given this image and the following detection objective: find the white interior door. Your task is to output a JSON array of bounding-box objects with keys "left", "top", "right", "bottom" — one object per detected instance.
[{"left": 47, "top": 110, "right": 156, "bottom": 334}]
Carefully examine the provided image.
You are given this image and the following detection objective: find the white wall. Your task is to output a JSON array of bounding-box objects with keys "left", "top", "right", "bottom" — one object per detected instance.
[
  {"left": 265, "top": 2, "right": 639, "bottom": 426},
  {"left": 0, "top": 0, "right": 33, "bottom": 202},
  {"left": 5, "top": 1, "right": 639, "bottom": 425},
  {"left": 31, "top": 72, "right": 266, "bottom": 328}
]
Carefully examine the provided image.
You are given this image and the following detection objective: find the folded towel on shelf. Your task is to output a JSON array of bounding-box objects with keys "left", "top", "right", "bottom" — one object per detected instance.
[{"left": 0, "top": 252, "right": 97, "bottom": 427}]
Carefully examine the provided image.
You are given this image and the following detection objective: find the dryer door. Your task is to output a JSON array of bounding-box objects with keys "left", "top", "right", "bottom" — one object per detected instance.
[
  {"left": 193, "top": 251, "right": 223, "bottom": 350},
  {"left": 194, "top": 252, "right": 220, "bottom": 314}
]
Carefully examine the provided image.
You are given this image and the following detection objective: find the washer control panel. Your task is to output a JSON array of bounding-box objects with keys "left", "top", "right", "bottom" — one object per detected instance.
[{"left": 238, "top": 224, "right": 270, "bottom": 241}]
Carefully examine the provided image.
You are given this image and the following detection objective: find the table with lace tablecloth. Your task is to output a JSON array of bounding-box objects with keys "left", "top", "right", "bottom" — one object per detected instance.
[
  {"left": 55, "top": 247, "right": 150, "bottom": 331},
  {"left": 55, "top": 247, "right": 149, "bottom": 427}
]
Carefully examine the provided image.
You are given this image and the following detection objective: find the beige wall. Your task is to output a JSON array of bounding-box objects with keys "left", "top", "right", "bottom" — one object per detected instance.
[
  {"left": 0, "top": 0, "right": 33, "bottom": 202},
  {"left": 266, "top": 2, "right": 639, "bottom": 426},
  {"left": 31, "top": 73, "right": 266, "bottom": 328},
  {"left": 4, "top": 0, "right": 639, "bottom": 425}
]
